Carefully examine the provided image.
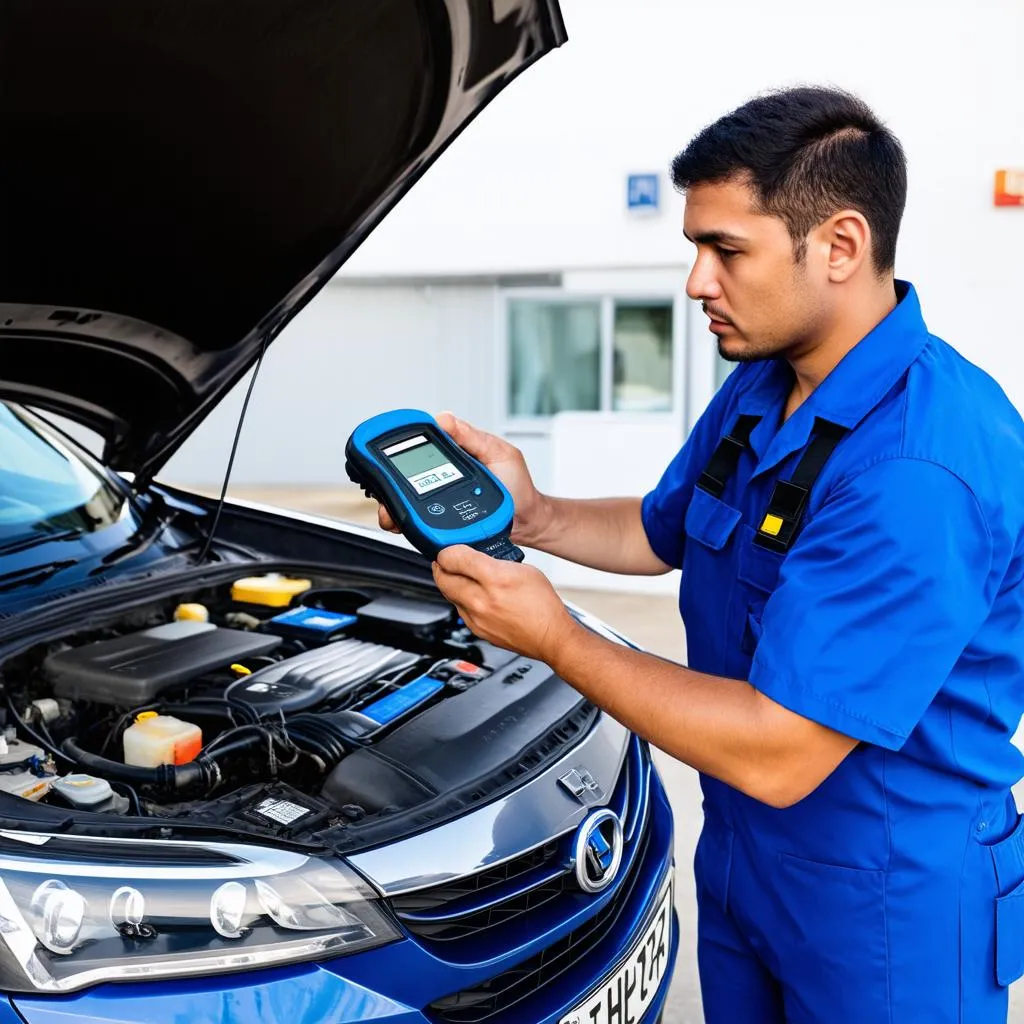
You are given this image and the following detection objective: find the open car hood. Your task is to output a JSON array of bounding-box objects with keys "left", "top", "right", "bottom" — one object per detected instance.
[{"left": 0, "top": 0, "right": 565, "bottom": 483}]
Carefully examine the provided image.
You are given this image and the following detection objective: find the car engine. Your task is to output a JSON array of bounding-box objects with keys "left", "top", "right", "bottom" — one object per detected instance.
[{"left": 0, "top": 572, "right": 595, "bottom": 850}]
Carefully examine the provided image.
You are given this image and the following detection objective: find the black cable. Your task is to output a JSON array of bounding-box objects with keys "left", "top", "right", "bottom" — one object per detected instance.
[
  {"left": 3, "top": 692, "right": 77, "bottom": 768},
  {"left": 196, "top": 336, "right": 269, "bottom": 565},
  {"left": 109, "top": 780, "right": 145, "bottom": 816}
]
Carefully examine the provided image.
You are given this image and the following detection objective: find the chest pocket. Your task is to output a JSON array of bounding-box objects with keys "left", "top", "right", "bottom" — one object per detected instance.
[{"left": 684, "top": 487, "right": 742, "bottom": 551}]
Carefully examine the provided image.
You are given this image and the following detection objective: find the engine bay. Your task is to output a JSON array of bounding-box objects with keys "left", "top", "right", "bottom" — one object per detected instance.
[{"left": 0, "top": 571, "right": 596, "bottom": 851}]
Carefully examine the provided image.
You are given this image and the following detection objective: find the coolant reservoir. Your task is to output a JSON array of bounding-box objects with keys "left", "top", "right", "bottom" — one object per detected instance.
[{"left": 123, "top": 713, "right": 202, "bottom": 767}]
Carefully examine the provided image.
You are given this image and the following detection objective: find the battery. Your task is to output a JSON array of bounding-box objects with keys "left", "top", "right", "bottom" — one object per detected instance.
[
  {"left": 264, "top": 606, "right": 357, "bottom": 643},
  {"left": 360, "top": 675, "right": 444, "bottom": 726}
]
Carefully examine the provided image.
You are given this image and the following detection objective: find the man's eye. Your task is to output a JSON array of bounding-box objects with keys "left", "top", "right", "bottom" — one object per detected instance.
[{"left": 717, "top": 248, "right": 739, "bottom": 260}]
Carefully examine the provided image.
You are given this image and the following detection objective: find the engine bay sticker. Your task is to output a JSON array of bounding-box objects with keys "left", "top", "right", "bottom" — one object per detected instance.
[{"left": 254, "top": 798, "right": 311, "bottom": 825}]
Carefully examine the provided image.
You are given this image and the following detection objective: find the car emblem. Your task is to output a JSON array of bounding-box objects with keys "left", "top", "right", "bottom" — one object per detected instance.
[
  {"left": 572, "top": 809, "right": 623, "bottom": 894},
  {"left": 558, "top": 767, "right": 602, "bottom": 803}
]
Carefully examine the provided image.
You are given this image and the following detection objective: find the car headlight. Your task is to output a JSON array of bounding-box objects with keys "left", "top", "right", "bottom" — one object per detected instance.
[{"left": 0, "top": 829, "right": 399, "bottom": 993}]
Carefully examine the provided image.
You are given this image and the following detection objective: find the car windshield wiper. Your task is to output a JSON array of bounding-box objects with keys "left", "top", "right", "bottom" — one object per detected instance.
[
  {"left": 0, "top": 530, "right": 82, "bottom": 557},
  {"left": 92, "top": 495, "right": 178, "bottom": 573},
  {"left": 0, "top": 560, "right": 78, "bottom": 593}
]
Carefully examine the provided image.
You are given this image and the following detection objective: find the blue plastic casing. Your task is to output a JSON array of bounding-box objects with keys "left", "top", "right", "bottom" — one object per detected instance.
[
  {"left": 345, "top": 409, "right": 518, "bottom": 560},
  {"left": 359, "top": 675, "right": 445, "bottom": 726},
  {"left": 265, "top": 607, "right": 358, "bottom": 643}
]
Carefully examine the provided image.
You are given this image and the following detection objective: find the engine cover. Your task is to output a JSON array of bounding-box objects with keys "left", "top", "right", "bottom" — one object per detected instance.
[{"left": 321, "top": 657, "right": 591, "bottom": 813}]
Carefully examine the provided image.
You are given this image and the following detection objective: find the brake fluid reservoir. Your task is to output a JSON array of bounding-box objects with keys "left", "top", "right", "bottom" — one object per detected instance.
[{"left": 123, "top": 713, "right": 202, "bottom": 767}]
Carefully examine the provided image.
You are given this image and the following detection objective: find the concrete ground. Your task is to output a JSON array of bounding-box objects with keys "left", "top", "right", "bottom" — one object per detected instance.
[{"left": 212, "top": 485, "right": 1022, "bottom": 1023}]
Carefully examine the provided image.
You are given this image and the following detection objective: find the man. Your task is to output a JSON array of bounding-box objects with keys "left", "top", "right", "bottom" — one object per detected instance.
[{"left": 378, "top": 87, "right": 1024, "bottom": 1022}]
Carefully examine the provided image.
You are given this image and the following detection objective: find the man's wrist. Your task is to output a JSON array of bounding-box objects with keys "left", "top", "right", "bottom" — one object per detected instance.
[
  {"left": 516, "top": 492, "right": 560, "bottom": 550},
  {"left": 543, "top": 613, "right": 591, "bottom": 679}
]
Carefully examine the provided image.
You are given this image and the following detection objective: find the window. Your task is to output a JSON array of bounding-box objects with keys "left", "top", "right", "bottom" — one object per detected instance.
[
  {"left": 508, "top": 301, "right": 601, "bottom": 417},
  {"left": 613, "top": 302, "right": 673, "bottom": 412},
  {"left": 507, "top": 296, "right": 676, "bottom": 419}
]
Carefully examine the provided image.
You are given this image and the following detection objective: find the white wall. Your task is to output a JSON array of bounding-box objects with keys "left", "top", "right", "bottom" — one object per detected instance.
[
  {"left": 536, "top": 412, "right": 684, "bottom": 595},
  {"left": 343, "top": 0, "right": 1024, "bottom": 410},
  {"left": 164, "top": 283, "right": 499, "bottom": 485}
]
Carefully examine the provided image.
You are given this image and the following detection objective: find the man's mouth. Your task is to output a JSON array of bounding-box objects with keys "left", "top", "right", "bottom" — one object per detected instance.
[{"left": 703, "top": 304, "right": 732, "bottom": 325}]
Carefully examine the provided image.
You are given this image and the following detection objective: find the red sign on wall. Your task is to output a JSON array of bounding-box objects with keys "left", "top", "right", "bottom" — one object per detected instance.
[{"left": 995, "top": 170, "right": 1024, "bottom": 207}]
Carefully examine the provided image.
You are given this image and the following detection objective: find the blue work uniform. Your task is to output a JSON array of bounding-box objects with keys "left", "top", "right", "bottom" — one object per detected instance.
[{"left": 642, "top": 282, "right": 1024, "bottom": 1022}]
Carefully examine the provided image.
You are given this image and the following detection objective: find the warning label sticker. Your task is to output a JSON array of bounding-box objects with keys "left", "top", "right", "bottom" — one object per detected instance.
[{"left": 254, "top": 798, "right": 310, "bottom": 826}]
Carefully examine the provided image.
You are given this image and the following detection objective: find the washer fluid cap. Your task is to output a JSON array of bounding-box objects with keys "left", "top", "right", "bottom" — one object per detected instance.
[{"left": 231, "top": 575, "right": 312, "bottom": 608}]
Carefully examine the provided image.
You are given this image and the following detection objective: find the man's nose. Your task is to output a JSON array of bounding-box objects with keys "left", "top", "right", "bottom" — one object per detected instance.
[{"left": 686, "top": 254, "right": 721, "bottom": 302}]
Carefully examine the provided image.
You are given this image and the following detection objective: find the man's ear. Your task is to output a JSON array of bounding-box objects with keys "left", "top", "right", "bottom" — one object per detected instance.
[{"left": 816, "top": 209, "right": 871, "bottom": 282}]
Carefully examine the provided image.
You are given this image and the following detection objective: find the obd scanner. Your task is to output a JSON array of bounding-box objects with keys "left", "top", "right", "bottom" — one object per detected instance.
[{"left": 346, "top": 409, "right": 524, "bottom": 562}]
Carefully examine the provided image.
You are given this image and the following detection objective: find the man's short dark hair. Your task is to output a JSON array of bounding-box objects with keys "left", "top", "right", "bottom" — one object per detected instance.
[{"left": 671, "top": 87, "right": 907, "bottom": 272}]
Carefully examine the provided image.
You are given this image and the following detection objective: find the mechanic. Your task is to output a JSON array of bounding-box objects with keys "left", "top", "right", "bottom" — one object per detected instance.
[{"left": 377, "top": 87, "right": 1024, "bottom": 1022}]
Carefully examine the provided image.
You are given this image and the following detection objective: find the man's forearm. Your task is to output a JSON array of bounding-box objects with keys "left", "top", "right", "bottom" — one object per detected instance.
[
  {"left": 526, "top": 495, "right": 670, "bottom": 576},
  {"left": 545, "top": 618, "right": 856, "bottom": 808}
]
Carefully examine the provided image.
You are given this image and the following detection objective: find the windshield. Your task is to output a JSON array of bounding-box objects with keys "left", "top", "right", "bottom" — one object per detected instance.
[{"left": 0, "top": 403, "right": 127, "bottom": 547}]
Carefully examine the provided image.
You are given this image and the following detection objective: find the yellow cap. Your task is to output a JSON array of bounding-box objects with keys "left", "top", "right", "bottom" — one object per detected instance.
[
  {"left": 174, "top": 603, "right": 209, "bottom": 622},
  {"left": 230, "top": 664, "right": 252, "bottom": 676},
  {"left": 231, "top": 575, "right": 312, "bottom": 608},
  {"left": 136, "top": 711, "right": 159, "bottom": 722}
]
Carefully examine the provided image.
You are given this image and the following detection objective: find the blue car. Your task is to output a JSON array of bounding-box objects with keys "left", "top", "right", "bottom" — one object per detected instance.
[{"left": 0, "top": 2, "right": 678, "bottom": 1023}]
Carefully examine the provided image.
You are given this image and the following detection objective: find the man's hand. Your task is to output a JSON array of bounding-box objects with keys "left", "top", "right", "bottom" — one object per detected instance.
[
  {"left": 373, "top": 413, "right": 668, "bottom": 576},
  {"left": 377, "top": 412, "right": 550, "bottom": 547},
  {"left": 431, "top": 545, "right": 578, "bottom": 663}
]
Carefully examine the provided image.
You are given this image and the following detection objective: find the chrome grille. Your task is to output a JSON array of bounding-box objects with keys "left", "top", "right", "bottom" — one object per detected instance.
[{"left": 391, "top": 737, "right": 647, "bottom": 946}]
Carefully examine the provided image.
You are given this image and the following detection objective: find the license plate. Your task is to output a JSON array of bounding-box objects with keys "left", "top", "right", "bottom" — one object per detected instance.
[{"left": 559, "top": 871, "right": 673, "bottom": 1024}]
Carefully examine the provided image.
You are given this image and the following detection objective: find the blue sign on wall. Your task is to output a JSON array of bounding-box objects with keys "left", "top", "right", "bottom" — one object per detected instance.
[{"left": 627, "top": 173, "right": 660, "bottom": 211}]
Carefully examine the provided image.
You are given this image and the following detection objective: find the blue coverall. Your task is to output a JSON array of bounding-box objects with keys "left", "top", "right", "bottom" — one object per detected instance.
[{"left": 641, "top": 283, "right": 1024, "bottom": 1022}]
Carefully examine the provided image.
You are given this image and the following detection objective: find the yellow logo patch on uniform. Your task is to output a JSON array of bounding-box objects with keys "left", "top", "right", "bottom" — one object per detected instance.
[{"left": 760, "top": 513, "right": 784, "bottom": 537}]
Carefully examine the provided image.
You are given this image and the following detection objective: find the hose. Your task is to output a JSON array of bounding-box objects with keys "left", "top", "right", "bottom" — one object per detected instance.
[
  {"left": 285, "top": 714, "right": 351, "bottom": 768},
  {"left": 61, "top": 738, "right": 212, "bottom": 792},
  {"left": 199, "top": 724, "right": 280, "bottom": 761}
]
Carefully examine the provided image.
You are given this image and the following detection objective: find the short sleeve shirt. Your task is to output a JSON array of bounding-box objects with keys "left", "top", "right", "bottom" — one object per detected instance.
[{"left": 642, "top": 282, "right": 1024, "bottom": 792}]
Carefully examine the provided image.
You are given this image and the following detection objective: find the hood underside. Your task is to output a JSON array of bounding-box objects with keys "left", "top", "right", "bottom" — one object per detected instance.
[{"left": 0, "top": 0, "right": 565, "bottom": 481}]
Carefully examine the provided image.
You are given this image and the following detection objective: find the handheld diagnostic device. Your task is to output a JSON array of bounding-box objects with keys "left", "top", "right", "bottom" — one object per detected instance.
[{"left": 345, "top": 409, "right": 524, "bottom": 562}]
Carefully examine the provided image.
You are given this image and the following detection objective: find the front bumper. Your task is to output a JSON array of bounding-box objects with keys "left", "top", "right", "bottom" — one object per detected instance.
[{"left": 8, "top": 757, "right": 677, "bottom": 1024}]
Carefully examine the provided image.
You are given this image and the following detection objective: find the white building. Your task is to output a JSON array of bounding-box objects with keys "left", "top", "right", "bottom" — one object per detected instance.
[{"left": 165, "top": 0, "right": 1024, "bottom": 591}]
